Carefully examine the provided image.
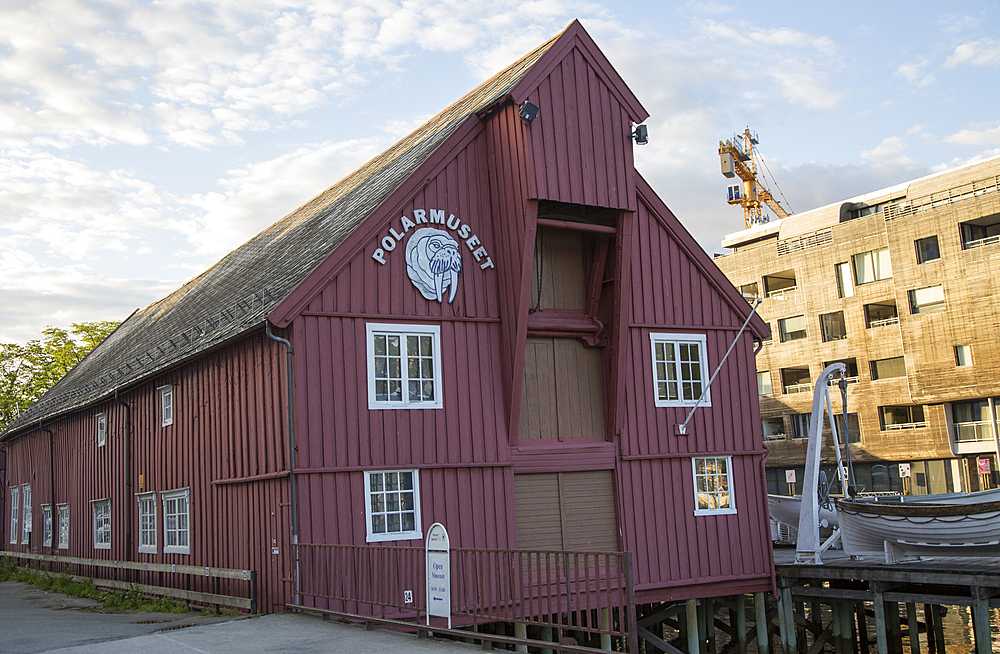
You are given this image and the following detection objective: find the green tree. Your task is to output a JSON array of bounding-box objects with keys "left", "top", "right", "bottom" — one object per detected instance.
[{"left": 0, "top": 321, "right": 120, "bottom": 429}]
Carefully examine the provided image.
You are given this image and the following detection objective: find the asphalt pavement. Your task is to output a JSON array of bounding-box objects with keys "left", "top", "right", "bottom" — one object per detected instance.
[{"left": 0, "top": 581, "right": 481, "bottom": 653}]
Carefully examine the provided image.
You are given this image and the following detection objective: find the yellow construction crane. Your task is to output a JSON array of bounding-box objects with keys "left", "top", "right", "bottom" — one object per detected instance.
[{"left": 719, "top": 128, "right": 790, "bottom": 228}]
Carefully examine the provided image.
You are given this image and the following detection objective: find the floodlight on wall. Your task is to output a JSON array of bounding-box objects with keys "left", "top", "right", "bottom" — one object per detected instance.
[
  {"left": 519, "top": 101, "right": 539, "bottom": 124},
  {"left": 631, "top": 124, "right": 649, "bottom": 145}
]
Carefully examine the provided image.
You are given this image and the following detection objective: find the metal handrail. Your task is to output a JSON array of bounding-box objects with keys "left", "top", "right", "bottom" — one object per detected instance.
[
  {"left": 868, "top": 317, "right": 899, "bottom": 328},
  {"left": 953, "top": 421, "right": 995, "bottom": 442},
  {"left": 963, "top": 234, "right": 1000, "bottom": 250},
  {"left": 885, "top": 421, "right": 928, "bottom": 431},
  {"left": 783, "top": 383, "right": 812, "bottom": 394},
  {"left": 766, "top": 285, "right": 797, "bottom": 298}
]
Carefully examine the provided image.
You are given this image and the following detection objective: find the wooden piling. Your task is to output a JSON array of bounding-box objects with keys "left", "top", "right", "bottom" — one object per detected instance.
[{"left": 754, "top": 592, "right": 770, "bottom": 654}]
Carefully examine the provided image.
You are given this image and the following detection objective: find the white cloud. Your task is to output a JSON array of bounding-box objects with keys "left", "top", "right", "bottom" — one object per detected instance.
[
  {"left": 943, "top": 124, "right": 1000, "bottom": 146},
  {"left": 895, "top": 61, "right": 935, "bottom": 86},
  {"left": 860, "top": 136, "right": 919, "bottom": 167},
  {"left": 944, "top": 38, "right": 1000, "bottom": 68}
]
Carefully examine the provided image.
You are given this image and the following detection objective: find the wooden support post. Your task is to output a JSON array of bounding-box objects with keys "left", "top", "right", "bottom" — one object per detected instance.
[
  {"left": 794, "top": 601, "right": 806, "bottom": 654},
  {"left": 905, "top": 603, "right": 920, "bottom": 654},
  {"left": 873, "top": 586, "right": 889, "bottom": 654},
  {"left": 600, "top": 608, "right": 612, "bottom": 652},
  {"left": 779, "top": 586, "right": 797, "bottom": 654},
  {"left": 923, "top": 604, "right": 935, "bottom": 654},
  {"left": 704, "top": 598, "right": 715, "bottom": 654},
  {"left": 856, "top": 601, "right": 870, "bottom": 654},
  {"left": 754, "top": 592, "right": 770, "bottom": 654},
  {"left": 686, "top": 599, "right": 700, "bottom": 654},
  {"left": 885, "top": 596, "right": 901, "bottom": 654},
  {"left": 972, "top": 587, "right": 992, "bottom": 654},
  {"left": 736, "top": 594, "right": 748, "bottom": 654},
  {"left": 514, "top": 622, "right": 527, "bottom": 653},
  {"left": 540, "top": 625, "right": 553, "bottom": 654},
  {"left": 831, "top": 601, "right": 842, "bottom": 654}
]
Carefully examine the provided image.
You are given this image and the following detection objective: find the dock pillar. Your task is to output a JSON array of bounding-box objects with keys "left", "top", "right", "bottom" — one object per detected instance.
[
  {"left": 831, "top": 601, "right": 843, "bottom": 654},
  {"left": 872, "top": 585, "right": 889, "bottom": 654},
  {"left": 514, "top": 623, "right": 527, "bottom": 653},
  {"left": 855, "top": 601, "right": 870, "bottom": 654},
  {"left": 905, "top": 603, "right": 920, "bottom": 654},
  {"left": 686, "top": 599, "right": 700, "bottom": 654},
  {"left": 599, "top": 608, "right": 611, "bottom": 651},
  {"left": 540, "top": 624, "right": 553, "bottom": 654},
  {"left": 778, "top": 586, "right": 796, "bottom": 654},
  {"left": 972, "top": 587, "right": 993, "bottom": 654},
  {"left": 735, "top": 594, "right": 747, "bottom": 654},
  {"left": 754, "top": 592, "right": 770, "bottom": 654}
]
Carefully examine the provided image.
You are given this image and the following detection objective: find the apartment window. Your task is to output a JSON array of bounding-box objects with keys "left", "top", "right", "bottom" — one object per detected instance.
[
  {"left": 791, "top": 413, "right": 812, "bottom": 439},
  {"left": 778, "top": 315, "right": 807, "bottom": 342},
  {"left": 367, "top": 324, "right": 442, "bottom": 409},
  {"left": 138, "top": 493, "right": 157, "bottom": 554},
  {"left": 97, "top": 413, "right": 107, "bottom": 447},
  {"left": 824, "top": 357, "right": 859, "bottom": 381},
  {"left": 763, "top": 270, "right": 797, "bottom": 297},
  {"left": 757, "top": 371, "right": 772, "bottom": 396},
  {"left": 365, "top": 470, "right": 421, "bottom": 542},
  {"left": 840, "top": 413, "right": 861, "bottom": 443},
  {"left": 955, "top": 345, "right": 973, "bottom": 367},
  {"left": 159, "top": 385, "right": 173, "bottom": 427},
  {"left": 819, "top": 311, "right": 847, "bottom": 342},
  {"left": 835, "top": 262, "right": 854, "bottom": 298},
  {"left": 960, "top": 216, "right": 1000, "bottom": 249},
  {"left": 864, "top": 301, "right": 898, "bottom": 328},
  {"left": 42, "top": 505, "right": 53, "bottom": 547},
  {"left": 92, "top": 499, "right": 111, "bottom": 549},
  {"left": 9, "top": 487, "right": 18, "bottom": 544},
  {"left": 739, "top": 282, "right": 759, "bottom": 301},
  {"left": 871, "top": 356, "right": 906, "bottom": 380},
  {"left": 781, "top": 367, "right": 811, "bottom": 394},
  {"left": 693, "top": 456, "right": 736, "bottom": 515},
  {"left": 909, "top": 285, "right": 945, "bottom": 314},
  {"left": 915, "top": 236, "right": 940, "bottom": 263},
  {"left": 21, "top": 484, "right": 31, "bottom": 544},
  {"left": 58, "top": 504, "right": 69, "bottom": 549},
  {"left": 162, "top": 489, "right": 190, "bottom": 554},
  {"left": 649, "top": 333, "right": 709, "bottom": 407},
  {"left": 952, "top": 400, "right": 994, "bottom": 442},
  {"left": 852, "top": 247, "right": 892, "bottom": 284},
  {"left": 879, "top": 405, "right": 927, "bottom": 430},
  {"left": 762, "top": 417, "right": 785, "bottom": 441}
]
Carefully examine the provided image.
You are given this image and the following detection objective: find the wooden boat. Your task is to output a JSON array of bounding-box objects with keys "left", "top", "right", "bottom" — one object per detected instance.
[{"left": 836, "top": 491, "right": 1000, "bottom": 558}]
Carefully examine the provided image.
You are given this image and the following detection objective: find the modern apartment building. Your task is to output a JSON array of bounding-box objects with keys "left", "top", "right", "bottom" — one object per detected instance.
[{"left": 714, "top": 155, "right": 1000, "bottom": 497}]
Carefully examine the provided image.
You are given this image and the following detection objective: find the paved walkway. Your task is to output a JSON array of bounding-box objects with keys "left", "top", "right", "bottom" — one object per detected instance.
[{"left": 0, "top": 582, "right": 480, "bottom": 654}]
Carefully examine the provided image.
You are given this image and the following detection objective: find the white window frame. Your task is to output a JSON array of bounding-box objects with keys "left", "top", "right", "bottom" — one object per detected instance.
[
  {"left": 9, "top": 487, "right": 18, "bottom": 544},
  {"left": 909, "top": 284, "right": 945, "bottom": 314},
  {"left": 692, "top": 456, "right": 737, "bottom": 516},
  {"left": 137, "top": 492, "right": 157, "bottom": 554},
  {"left": 364, "top": 470, "right": 422, "bottom": 543},
  {"left": 852, "top": 247, "right": 892, "bottom": 284},
  {"left": 757, "top": 371, "right": 772, "bottom": 396},
  {"left": 58, "top": 503, "right": 70, "bottom": 549},
  {"left": 97, "top": 412, "right": 107, "bottom": 447},
  {"left": 42, "top": 505, "right": 53, "bottom": 547},
  {"left": 159, "top": 385, "right": 174, "bottom": 427},
  {"left": 649, "top": 333, "right": 710, "bottom": 407},
  {"left": 955, "top": 344, "right": 973, "bottom": 367},
  {"left": 21, "top": 483, "right": 31, "bottom": 544},
  {"left": 366, "top": 323, "right": 443, "bottom": 410},
  {"left": 162, "top": 488, "right": 190, "bottom": 554},
  {"left": 92, "top": 498, "right": 111, "bottom": 549}
]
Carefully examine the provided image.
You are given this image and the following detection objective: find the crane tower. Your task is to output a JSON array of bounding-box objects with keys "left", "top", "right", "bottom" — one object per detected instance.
[{"left": 719, "top": 128, "right": 790, "bottom": 229}]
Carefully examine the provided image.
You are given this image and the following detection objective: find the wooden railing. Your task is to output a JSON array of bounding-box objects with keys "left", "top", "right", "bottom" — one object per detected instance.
[
  {"left": 294, "top": 543, "right": 637, "bottom": 652},
  {"left": 0, "top": 550, "right": 257, "bottom": 612}
]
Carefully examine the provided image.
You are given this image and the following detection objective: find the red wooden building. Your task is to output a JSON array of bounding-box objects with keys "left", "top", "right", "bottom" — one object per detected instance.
[{"left": 2, "top": 21, "right": 773, "bottom": 631}]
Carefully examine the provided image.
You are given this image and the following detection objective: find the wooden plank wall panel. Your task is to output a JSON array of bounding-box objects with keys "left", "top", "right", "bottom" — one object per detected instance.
[
  {"left": 3, "top": 332, "right": 293, "bottom": 612},
  {"left": 522, "top": 46, "right": 635, "bottom": 211}
]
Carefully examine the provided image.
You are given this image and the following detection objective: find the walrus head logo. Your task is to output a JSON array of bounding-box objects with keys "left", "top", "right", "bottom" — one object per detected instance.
[{"left": 406, "top": 228, "right": 463, "bottom": 303}]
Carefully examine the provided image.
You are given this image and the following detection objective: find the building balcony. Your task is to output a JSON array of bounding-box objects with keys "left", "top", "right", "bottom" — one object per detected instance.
[
  {"left": 885, "top": 421, "right": 928, "bottom": 431},
  {"left": 954, "top": 421, "right": 996, "bottom": 442},
  {"left": 868, "top": 317, "right": 899, "bottom": 329},
  {"left": 783, "top": 383, "right": 812, "bottom": 395}
]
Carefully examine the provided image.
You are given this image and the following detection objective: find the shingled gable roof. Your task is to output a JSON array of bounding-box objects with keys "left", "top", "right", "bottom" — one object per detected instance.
[{"left": 2, "top": 28, "right": 566, "bottom": 439}]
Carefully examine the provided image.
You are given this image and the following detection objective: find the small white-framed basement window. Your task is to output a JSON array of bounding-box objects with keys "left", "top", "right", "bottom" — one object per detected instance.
[
  {"left": 692, "top": 456, "right": 737, "bottom": 516},
  {"left": 366, "top": 324, "right": 443, "bottom": 409},
  {"left": 158, "top": 385, "right": 174, "bottom": 427},
  {"left": 97, "top": 412, "right": 107, "bottom": 447},
  {"left": 9, "top": 487, "right": 19, "bottom": 544},
  {"left": 364, "top": 470, "right": 421, "bottom": 542},
  {"left": 42, "top": 505, "right": 53, "bottom": 547},
  {"left": 137, "top": 492, "right": 157, "bottom": 554},
  {"left": 58, "top": 503, "right": 70, "bottom": 549},
  {"left": 21, "top": 483, "right": 31, "bottom": 544},
  {"left": 649, "top": 333, "right": 709, "bottom": 407},
  {"left": 162, "top": 488, "right": 190, "bottom": 554},
  {"left": 92, "top": 499, "right": 111, "bottom": 549}
]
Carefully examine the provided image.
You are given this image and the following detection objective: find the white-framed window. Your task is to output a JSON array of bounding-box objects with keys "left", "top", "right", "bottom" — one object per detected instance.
[
  {"left": 909, "top": 284, "right": 945, "bottom": 314},
  {"left": 693, "top": 456, "right": 737, "bottom": 516},
  {"left": 42, "top": 505, "right": 53, "bottom": 547},
  {"left": 835, "top": 262, "right": 854, "bottom": 298},
  {"left": 21, "top": 483, "right": 31, "bottom": 544},
  {"left": 364, "top": 470, "right": 421, "bottom": 542},
  {"left": 757, "top": 371, "right": 772, "bottom": 396},
  {"left": 137, "top": 493, "right": 157, "bottom": 554},
  {"left": 58, "top": 504, "right": 70, "bottom": 549},
  {"left": 162, "top": 488, "right": 190, "bottom": 554},
  {"left": 9, "top": 487, "right": 18, "bottom": 544},
  {"left": 159, "top": 385, "right": 174, "bottom": 427},
  {"left": 955, "top": 345, "right": 973, "bottom": 367},
  {"left": 97, "top": 412, "right": 107, "bottom": 447},
  {"left": 649, "top": 333, "right": 709, "bottom": 407},
  {"left": 92, "top": 499, "right": 111, "bottom": 549},
  {"left": 852, "top": 247, "right": 892, "bottom": 284},
  {"left": 366, "top": 324, "right": 443, "bottom": 409}
]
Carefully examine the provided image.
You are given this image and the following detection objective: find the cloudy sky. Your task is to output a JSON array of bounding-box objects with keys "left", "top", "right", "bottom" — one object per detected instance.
[{"left": 1, "top": 0, "right": 998, "bottom": 343}]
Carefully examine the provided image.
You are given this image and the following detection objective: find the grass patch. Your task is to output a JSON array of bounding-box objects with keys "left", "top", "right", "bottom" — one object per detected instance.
[{"left": 0, "top": 558, "right": 191, "bottom": 614}]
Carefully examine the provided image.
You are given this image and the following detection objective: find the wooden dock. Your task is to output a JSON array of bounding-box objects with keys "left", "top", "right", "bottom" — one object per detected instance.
[{"left": 772, "top": 548, "right": 999, "bottom": 654}]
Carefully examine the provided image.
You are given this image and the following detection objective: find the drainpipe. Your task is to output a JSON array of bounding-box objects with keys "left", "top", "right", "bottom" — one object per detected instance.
[
  {"left": 115, "top": 390, "right": 132, "bottom": 565},
  {"left": 42, "top": 425, "right": 56, "bottom": 557},
  {"left": 265, "top": 320, "right": 300, "bottom": 606}
]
